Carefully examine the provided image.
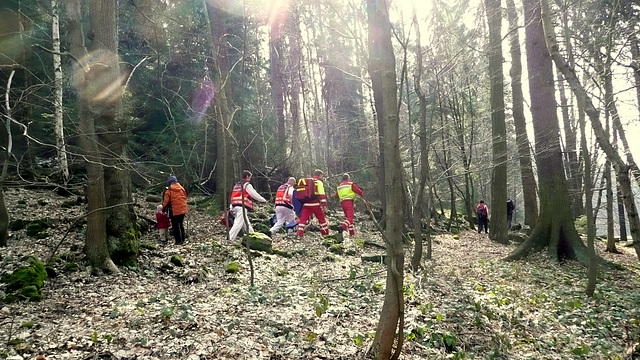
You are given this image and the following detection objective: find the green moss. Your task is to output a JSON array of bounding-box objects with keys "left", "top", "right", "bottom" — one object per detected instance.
[
  {"left": 170, "top": 255, "right": 184, "bottom": 267},
  {"left": 323, "top": 234, "right": 341, "bottom": 243},
  {"left": 272, "top": 249, "right": 293, "bottom": 258},
  {"left": 26, "top": 219, "right": 50, "bottom": 237},
  {"left": 64, "top": 262, "right": 79, "bottom": 272},
  {"left": 139, "top": 242, "right": 157, "bottom": 250},
  {"left": 61, "top": 199, "right": 79, "bottom": 208},
  {"left": 226, "top": 261, "right": 240, "bottom": 273},
  {"left": 21, "top": 322, "right": 35, "bottom": 328},
  {"left": 1, "top": 257, "right": 47, "bottom": 302},
  {"left": 20, "top": 285, "right": 42, "bottom": 301},
  {"left": 109, "top": 224, "right": 140, "bottom": 267},
  {"left": 329, "top": 244, "right": 344, "bottom": 255},
  {"left": 9, "top": 219, "right": 26, "bottom": 231}
]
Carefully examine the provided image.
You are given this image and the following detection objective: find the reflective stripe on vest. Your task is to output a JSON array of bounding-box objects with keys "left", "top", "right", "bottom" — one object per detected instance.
[
  {"left": 275, "top": 184, "right": 292, "bottom": 207},
  {"left": 230, "top": 182, "right": 253, "bottom": 210},
  {"left": 337, "top": 181, "right": 356, "bottom": 201}
]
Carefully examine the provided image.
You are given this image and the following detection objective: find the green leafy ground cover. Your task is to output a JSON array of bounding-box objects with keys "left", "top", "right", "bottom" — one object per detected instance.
[{"left": 0, "top": 188, "right": 638, "bottom": 359}]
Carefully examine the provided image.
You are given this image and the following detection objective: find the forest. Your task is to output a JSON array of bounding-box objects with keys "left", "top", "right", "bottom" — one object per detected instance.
[{"left": 0, "top": 0, "right": 640, "bottom": 359}]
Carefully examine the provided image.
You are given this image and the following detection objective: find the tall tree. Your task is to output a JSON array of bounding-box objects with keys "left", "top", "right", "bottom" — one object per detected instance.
[
  {"left": 366, "top": 0, "right": 404, "bottom": 358},
  {"left": 505, "top": 0, "right": 538, "bottom": 227},
  {"left": 205, "top": 2, "right": 236, "bottom": 209},
  {"left": 269, "top": 4, "right": 286, "bottom": 151},
  {"left": 411, "top": 8, "right": 432, "bottom": 267},
  {"left": 485, "top": 0, "right": 508, "bottom": 243},
  {"left": 505, "top": 0, "right": 589, "bottom": 264},
  {"left": 87, "top": 0, "right": 139, "bottom": 266},
  {"left": 541, "top": 0, "right": 640, "bottom": 260},
  {"left": 67, "top": 0, "right": 118, "bottom": 273},
  {"left": 51, "top": 0, "right": 68, "bottom": 184}
]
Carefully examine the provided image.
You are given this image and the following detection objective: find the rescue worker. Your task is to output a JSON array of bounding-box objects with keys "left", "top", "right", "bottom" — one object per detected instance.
[
  {"left": 163, "top": 175, "right": 188, "bottom": 245},
  {"left": 229, "top": 170, "right": 267, "bottom": 242},
  {"left": 269, "top": 177, "right": 297, "bottom": 236},
  {"left": 333, "top": 173, "right": 364, "bottom": 236},
  {"left": 297, "top": 169, "right": 329, "bottom": 237}
]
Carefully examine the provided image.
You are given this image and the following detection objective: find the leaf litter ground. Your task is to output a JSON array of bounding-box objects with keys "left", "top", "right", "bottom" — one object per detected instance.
[{"left": 0, "top": 188, "right": 639, "bottom": 359}]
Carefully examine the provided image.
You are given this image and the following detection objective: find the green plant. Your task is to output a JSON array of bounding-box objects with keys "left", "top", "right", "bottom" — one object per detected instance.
[
  {"left": 161, "top": 306, "right": 174, "bottom": 319},
  {"left": 313, "top": 295, "right": 329, "bottom": 317},
  {"left": 352, "top": 333, "right": 366, "bottom": 346},
  {"left": 574, "top": 215, "right": 588, "bottom": 234},
  {"left": 226, "top": 261, "right": 239, "bottom": 273}
]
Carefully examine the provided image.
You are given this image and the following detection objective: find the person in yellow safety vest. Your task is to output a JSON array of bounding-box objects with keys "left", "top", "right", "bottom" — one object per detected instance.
[
  {"left": 297, "top": 169, "right": 329, "bottom": 237},
  {"left": 229, "top": 170, "right": 267, "bottom": 242},
  {"left": 333, "top": 173, "right": 364, "bottom": 236},
  {"left": 269, "top": 177, "right": 297, "bottom": 236}
]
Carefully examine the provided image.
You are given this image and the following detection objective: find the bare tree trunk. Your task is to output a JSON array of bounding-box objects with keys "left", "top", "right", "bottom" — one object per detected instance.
[
  {"left": 288, "top": 9, "right": 303, "bottom": 175},
  {"left": 540, "top": 0, "right": 640, "bottom": 260},
  {"left": 506, "top": 0, "right": 538, "bottom": 227},
  {"left": 67, "top": 0, "right": 118, "bottom": 273},
  {"left": 615, "top": 126, "right": 628, "bottom": 243},
  {"left": 485, "top": 0, "right": 508, "bottom": 243},
  {"left": 270, "top": 12, "right": 286, "bottom": 150},
  {"left": 366, "top": 0, "right": 404, "bottom": 358},
  {"left": 410, "top": 8, "right": 432, "bottom": 268},
  {"left": 52, "top": 0, "right": 69, "bottom": 184},
  {"left": 0, "top": 70, "right": 15, "bottom": 247},
  {"left": 580, "top": 82, "right": 597, "bottom": 297},
  {"left": 205, "top": 3, "right": 235, "bottom": 201},
  {"left": 87, "top": 0, "right": 139, "bottom": 266}
]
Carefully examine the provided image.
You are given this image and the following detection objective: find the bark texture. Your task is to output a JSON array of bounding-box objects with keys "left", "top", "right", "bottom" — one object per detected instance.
[{"left": 485, "top": 0, "right": 508, "bottom": 243}]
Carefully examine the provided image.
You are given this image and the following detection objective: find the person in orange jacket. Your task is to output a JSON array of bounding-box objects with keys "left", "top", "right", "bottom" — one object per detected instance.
[
  {"left": 269, "top": 177, "right": 297, "bottom": 237},
  {"left": 163, "top": 175, "right": 188, "bottom": 244},
  {"left": 297, "top": 169, "right": 329, "bottom": 238},
  {"left": 333, "top": 173, "right": 364, "bottom": 236},
  {"left": 229, "top": 170, "right": 267, "bottom": 242}
]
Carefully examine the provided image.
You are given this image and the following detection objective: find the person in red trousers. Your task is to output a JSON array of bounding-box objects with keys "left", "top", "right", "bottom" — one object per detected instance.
[
  {"left": 297, "top": 169, "right": 329, "bottom": 237},
  {"left": 334, "top": 173, "right": 364, "bottom": 236}
]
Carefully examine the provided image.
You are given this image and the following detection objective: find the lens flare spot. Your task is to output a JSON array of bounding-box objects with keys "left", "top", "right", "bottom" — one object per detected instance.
[
  {"left": 190, "top": 80, "right": 217, "bottom": 125},
  {"left": 71, "top": 49, "right": 127, "bottom": 112}
]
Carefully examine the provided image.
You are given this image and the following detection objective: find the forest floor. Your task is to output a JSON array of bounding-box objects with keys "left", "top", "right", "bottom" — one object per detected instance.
[{"left": 0, "top": 187, "right": 639, "bottom": 360}]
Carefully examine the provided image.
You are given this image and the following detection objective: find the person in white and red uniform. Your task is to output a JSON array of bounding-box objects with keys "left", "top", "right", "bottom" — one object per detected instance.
[
  {"left": 334, "top": 173, "right": 364, "bottom": 236},
  {"left": 269, "top": 177, "right": 297, "bottom": 236},
  {"left": 297, "top": 169, "right": 329, "bottom": 238},
  {"left": 228, "top": 170, "right": 267, "bottom": 242}
]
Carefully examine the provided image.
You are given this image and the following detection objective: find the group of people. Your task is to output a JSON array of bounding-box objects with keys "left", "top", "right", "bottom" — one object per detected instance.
[
  {"left": 155, "top": 170, "right": 366, "bottom": 245},
  {"left": 228, "top": 169, "right": 365, "bottom": 242},
  {"left": 476, "top": 198, "right": 516, "bottom": 234},
  {"left": 156, "top": 172, "right": 520, "bottom": 244}
]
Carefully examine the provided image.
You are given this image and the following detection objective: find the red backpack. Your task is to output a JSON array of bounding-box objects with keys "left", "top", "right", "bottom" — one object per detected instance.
[{"left": 295, "top": 178, "right": 317, "bottom": 201}]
